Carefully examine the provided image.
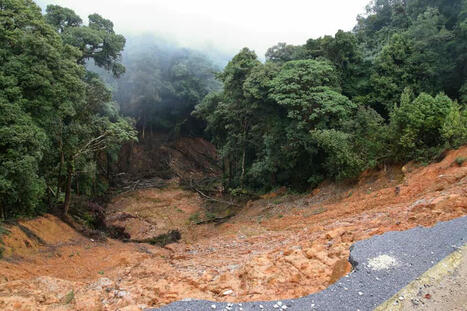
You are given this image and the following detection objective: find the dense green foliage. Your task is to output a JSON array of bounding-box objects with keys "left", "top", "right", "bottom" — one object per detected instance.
[
  {"left": 1, "top": 0, "right": 466, "bottom": 216},
  {"left": 195, "top": 0, "right": 467, "bottom": 192},
  {"left": 0, "top": 0, "right": 136, "bottom": 218}
]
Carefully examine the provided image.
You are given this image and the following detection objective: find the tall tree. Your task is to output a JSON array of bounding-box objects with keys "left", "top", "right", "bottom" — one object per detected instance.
[
  {"left": 194, "top": 48, "right": 260, "bottom": 186},
  {"left": 0, "top": 0, "right": 136, "bottom": 218},
  {"left": 0, "top": 0, "right": 80, "bottom": 216},
  {"left": 46, "top": 5, "right": 126, "bottom": 77}
]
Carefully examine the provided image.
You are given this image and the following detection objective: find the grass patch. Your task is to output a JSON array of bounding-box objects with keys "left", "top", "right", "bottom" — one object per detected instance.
[
  {"left": 205, "top": 211, "right": 217, "bottom": 221},
  {"left": 0, "top": 224, "right": 10, "bottom": 236},
  {"left": 0, "top": 222, "right": 10, "bottom": 259},
  {"left": 455, "top": 157, "right": 467, "bottom": 166},
  {"left": 133, "top": 230, "right": 181, "bottom": 246},
  {"left": 61, "top": 290, "right": 74, "bottom": 304},
  {"left": 189, "top": 211, "right": 201, "bottom": 224},
  {"left": 147, "top": 197, "right": 163, "bottom": 203}
]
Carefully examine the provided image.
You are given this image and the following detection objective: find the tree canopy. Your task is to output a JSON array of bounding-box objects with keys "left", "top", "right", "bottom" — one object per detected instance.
[
  {"left": 1, "top": 0, "right": 466, "bottom": 216},
  {"left": 195, "top": 0, "right": 467, "bottom": 192},
  {"left": 0, "top": 0, "right": 136, "bottom": 218}
]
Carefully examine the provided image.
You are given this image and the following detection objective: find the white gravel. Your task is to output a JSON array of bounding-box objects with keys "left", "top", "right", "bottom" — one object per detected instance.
[{"left": 367, "top": 254, "right": 399, "bottom": 271}]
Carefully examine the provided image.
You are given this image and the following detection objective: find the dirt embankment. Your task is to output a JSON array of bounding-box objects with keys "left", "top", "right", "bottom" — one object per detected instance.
[
  {"left": 116, "top": 132, "right": 220, "bottom": 184},
  {"left": 0, "top": 147, "right": 466, "bottom": 311}
]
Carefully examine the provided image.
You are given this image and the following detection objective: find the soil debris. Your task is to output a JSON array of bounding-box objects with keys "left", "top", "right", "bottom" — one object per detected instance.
[{"left": 0, "top": 146, "right": 466, "bottom": 310}]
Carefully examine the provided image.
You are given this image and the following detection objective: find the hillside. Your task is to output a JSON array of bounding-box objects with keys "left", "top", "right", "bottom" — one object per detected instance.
[
  {"left": 0, "top": 146, "right": 465, "bottom": 311},
  {"left": 1, "top": 1, "right": 467, "bottom": 310}
]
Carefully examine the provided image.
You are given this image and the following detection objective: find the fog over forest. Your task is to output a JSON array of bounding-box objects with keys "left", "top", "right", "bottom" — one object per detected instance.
[{"left": 34, "top": 0, "right": 370, "bottom": 58}]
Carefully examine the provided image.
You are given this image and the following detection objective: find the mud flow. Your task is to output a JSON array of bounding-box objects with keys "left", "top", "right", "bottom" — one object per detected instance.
[{"left": 0, "top": 146, "right": 466, "bottom": 311}]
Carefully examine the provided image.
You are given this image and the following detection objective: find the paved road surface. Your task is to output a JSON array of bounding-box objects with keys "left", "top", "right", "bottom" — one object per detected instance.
[{"left": 147, "top": 216, "right": 467, "bottom": 311}]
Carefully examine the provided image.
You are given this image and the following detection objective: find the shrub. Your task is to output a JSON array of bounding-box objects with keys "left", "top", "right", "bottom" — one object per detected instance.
[
  {"left": 455, "top": 157, "right": 467, "bottom": 166},
  {"left": 442, "top": 102, "right": 467, "bottom": 148},
  {"left": 390, "top": 90, "right": 459, "bottom": 161}
]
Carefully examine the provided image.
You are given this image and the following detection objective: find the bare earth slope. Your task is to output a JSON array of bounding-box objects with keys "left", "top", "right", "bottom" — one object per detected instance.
[{"left": 0, "top": 146, "right": 466, "bottom": 311}]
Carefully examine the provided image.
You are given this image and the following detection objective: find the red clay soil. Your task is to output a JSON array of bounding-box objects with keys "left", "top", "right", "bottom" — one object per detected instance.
[{"left": 0, "top": 147, "right": 466, "bottom": 311}]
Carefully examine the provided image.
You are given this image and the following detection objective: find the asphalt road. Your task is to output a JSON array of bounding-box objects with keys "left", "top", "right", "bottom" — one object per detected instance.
[{"left": 147, "top": 216, "right": 467, "bottom": 311}]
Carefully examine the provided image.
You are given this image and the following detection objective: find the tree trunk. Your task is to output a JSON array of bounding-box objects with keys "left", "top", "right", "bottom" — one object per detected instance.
[
  {"left": 241, "top": 146, "right": 246, "bottom": 184},
  {"left": 56, "top": 149, "right": 64, "bottom": 199},
  {"left": 106, "top": 151, "right": 111, "bottom": 180},
  {"left": 76, "top": 173, "right": 79, "bottom": 196},
  {"left": 63, "top": 164, "right": 73, "bottom": 216},
  {"left": 240, "top": 120, "right": 248, "bottom": 185},
  {"left": 228, "top": 156, "right": 232, "bottom": 186}
]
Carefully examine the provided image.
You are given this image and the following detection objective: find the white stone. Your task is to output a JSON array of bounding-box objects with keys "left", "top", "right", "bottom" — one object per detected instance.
[
  {"left": 358, "top": 291, "right": 364, "bottom": 296},
  {"left": 222, "top": 289, "right": 233, "bottom": 296},
  {"left": 211, "top": 304, "right": 216, "bottom": 309},
  {"left": 116, "top": 290, "right": 128, "bottom": 298},
  {"left": 367, "top": 254, "right": 399, "bottom": 271}
]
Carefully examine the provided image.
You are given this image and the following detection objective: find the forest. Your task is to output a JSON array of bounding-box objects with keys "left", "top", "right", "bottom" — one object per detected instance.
[{"left": 1, "top": 0, "right": 466, "bottom": 219}]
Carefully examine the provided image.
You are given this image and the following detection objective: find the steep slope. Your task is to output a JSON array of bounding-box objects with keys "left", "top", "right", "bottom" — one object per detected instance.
[{"left": 0, "top": 146, "right": 466, "bottom": 311}]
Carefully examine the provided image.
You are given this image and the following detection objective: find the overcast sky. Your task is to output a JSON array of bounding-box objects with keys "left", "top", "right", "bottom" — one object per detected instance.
[{"left": 35, "top": 0, "right": 370, "bottom": 58}]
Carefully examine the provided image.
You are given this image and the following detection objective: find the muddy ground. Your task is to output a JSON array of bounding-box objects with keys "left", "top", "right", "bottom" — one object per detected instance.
[{"left": 0, "top": 146, "right": 466, "bottom": 311}]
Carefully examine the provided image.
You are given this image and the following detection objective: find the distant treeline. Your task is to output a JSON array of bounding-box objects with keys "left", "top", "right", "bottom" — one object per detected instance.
[
  {"left": 194, "top": 0, "right": 467, "bottom": 191},
  {"left": 90, "top": 36, "right": 222, "bottom": 137}
]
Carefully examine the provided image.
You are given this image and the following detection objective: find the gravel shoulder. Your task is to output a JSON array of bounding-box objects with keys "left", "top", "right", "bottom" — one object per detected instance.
[{"left": 395, "top": 245, "right": 467, "bottom": 311}]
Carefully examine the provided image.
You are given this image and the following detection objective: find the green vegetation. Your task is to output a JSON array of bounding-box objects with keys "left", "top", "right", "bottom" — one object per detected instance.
[
  {"left": 0, "top": 223, "right": 9, "bottom": 259},
  {"left": 91, "top": 35, "right": 221, "bottom": 137},
  {"left": 1, "top": 0, "right": 466, "bottom": 218},
  {"left": 0, "top": 1, "right": 136, "bottom": 219},
  {"left": 455, "top": 157, "right": 467, "bottom": 165},
  {"left": 195, "top": 0, "right": 467, "bottom": 191},
  {"left": 189, "top": 211, "right": 201, "bottom": 224},
  {"left": 61, "top": 290, "right": 75, "bottom": 304},
  {"left": 132, "top": 230, "right": 181, "bottom": 246}
]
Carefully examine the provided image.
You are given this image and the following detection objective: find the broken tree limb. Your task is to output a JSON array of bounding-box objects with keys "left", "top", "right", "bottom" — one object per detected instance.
[{"left": 189, "top": 179, "right": 239, "bottom": 207}]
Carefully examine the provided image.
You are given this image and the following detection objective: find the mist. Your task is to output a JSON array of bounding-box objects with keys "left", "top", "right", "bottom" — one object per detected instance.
[
  {"left": 87, "top": 34, "right": 222, "bottom": 137},
  {"left": 34, "top": 0, "right": 369, "bottom": 58}
]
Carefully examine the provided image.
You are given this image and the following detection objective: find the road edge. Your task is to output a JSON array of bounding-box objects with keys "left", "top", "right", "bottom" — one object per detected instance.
[{"left": 374, "top": 243, "right": 467, "bottom": 311}]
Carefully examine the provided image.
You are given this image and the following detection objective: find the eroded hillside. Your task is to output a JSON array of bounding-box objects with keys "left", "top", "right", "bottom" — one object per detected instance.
[{"left": 0, "top": 147, "right": 466, "bottom": 311}]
